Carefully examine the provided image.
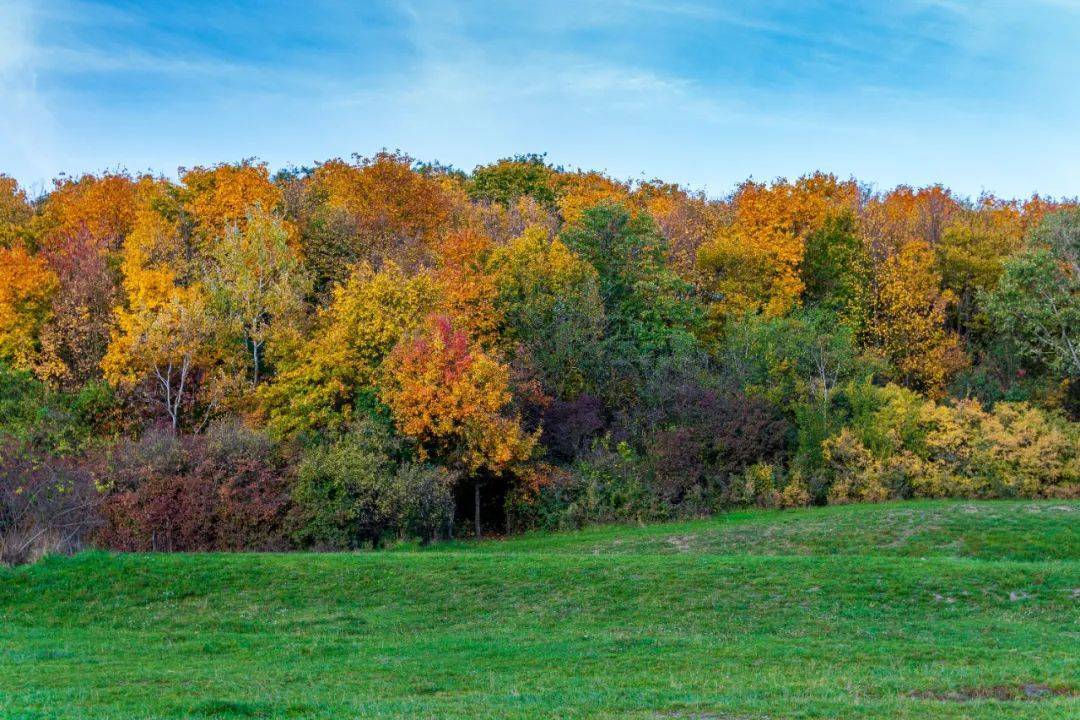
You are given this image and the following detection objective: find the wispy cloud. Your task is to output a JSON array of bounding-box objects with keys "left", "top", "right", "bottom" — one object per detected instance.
[
  {"left": 2, "top": 0, "right": 1078, "bottom": 197},
  {"left": 0, "top": 0, "right": 58, "bottom": 187}
]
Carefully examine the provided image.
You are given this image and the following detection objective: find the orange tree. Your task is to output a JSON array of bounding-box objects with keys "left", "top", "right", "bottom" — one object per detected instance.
[{"left": 379, "top": 314, "right": 537, "bottom": 537}]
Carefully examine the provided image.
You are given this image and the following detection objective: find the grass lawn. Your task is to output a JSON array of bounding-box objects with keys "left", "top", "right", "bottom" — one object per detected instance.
[{"left": 1, "top": 499, "right": 1077, "bottom": 719}]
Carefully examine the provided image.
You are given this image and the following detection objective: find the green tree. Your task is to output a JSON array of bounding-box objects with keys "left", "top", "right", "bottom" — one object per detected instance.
[
  {"left": 468, "top": 155, "right": 557, "bottom": 208},
  {"left": 206, "top": 209, "right": 310, "bottom": 386},
  {"left": 800, "top": 212, "right": 871, "bottom": 329},
  {"left": 560, "top": 204, "right": 701, "bottom": 359},
  {"left": 984, "top": 248, "right": 1078, "bottom": 380},
  {"left": 487, "top": 227, "right": 607, "bottom": 398}
]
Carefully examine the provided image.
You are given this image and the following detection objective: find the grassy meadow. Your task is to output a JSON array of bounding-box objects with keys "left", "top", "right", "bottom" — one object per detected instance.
[{"left": 1, "top": 500, "right": 1077, "bottom": 719}]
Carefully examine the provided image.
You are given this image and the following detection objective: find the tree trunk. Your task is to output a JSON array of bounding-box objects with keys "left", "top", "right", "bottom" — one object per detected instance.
[{"left": 474, "top": 480, "right": 482, "bottom": 540}]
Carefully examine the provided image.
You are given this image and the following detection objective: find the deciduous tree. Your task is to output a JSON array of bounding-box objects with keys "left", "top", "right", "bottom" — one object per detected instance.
[
  {"left": 206, "top": 209, "right": 310, "bottom": 386},
  {"left": 380, "top": 315, "right": 538, "bottom": 536},
  {"left": 867, "top": 240, "right": 965, "bottom": 397},
  {"left": 0, "top": 246, "right": 58, "bottom": 373}
]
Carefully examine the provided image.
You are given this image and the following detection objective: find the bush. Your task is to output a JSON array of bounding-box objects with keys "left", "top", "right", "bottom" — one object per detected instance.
[
  {"left": 291, "top": 422, "right": 454, "bottom": 548},
  {"left": 723, "top": 461, "right": 806, "bottom": 508},
  {"left": 641, "top": 387, "right": 790, "bottom": 507},
  {"left": 96, "top": 423, "right": 291, "bottom": 551},
  {"left": 821, "top": 388, "right": 1079, "bottom": 502},
  {"left": 0, "top": 362, "right": 116, "bottom": 456},
  {"left": 0, "top": 441, "right": 101, "bottom": 566},
  {"left": 395, "top": 462, "right": 456, "bottom": 542},
  {"left": 822, "top": 430, "right": 913, "bottom": 504},
  {"left": 540, "top": 394, "right": 605, "bottom": 462},
  {"left": 915, "top": 400, "right": 1079, "bottom": 499},
  {"left": 522, "top": 442, "right": 658, "bottom": 531}
]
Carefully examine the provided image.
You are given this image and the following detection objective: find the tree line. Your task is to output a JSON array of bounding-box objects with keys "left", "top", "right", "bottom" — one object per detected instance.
[{"left": 1, "top": 153, "right": 1077, "bottom": 563}]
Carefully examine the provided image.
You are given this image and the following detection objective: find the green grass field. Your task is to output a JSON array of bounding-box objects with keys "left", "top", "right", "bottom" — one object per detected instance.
[{"left": 1, "top": 500, "right": 1077, "bottom": 719}]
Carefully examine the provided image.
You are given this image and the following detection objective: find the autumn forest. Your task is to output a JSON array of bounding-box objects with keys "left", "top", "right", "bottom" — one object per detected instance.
[{"left": 1, "top": 153, "right": 1077, "bottom": 563}]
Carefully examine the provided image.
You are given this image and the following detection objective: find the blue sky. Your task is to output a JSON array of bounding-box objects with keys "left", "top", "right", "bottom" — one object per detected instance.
[{"left": 2, "top": 0, "right": 1079, "bottom": 199}]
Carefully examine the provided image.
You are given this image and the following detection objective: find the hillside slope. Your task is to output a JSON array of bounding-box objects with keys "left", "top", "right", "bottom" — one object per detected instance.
[{"left": 1, "top": 500, "right": 1077, "bottom": 719}]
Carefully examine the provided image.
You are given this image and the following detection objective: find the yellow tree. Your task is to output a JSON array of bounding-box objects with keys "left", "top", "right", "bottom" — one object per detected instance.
[
  {"left": 554, "top": 171, "right": 631, "bottom": 225},
  {"left": 180, "top": 161, "right": 285, "bottom": 248},
  {"left": 697, "top": 173, "right": 859, "bottom": 322},
  {"left": 935, "top": 197, "right": 1025, "bottom": 331},
  {"left": 434, "top": 228, "right": 501, "bottom": 350},
  {"left": 0, "top": 245, "right": 58, "bottom": 372},
  {"left": 867, "top": 240, "right": 966, "bottom": 397},
  {"left": 258, "top": 262, "right": 438, "bottom": 439},
  {"left": 302, "top": 152, "right": 453, "bottom": 282},
  {"left": 102, "top": 200, "right": 215, "bottom": 430},
  {"left": 0, "top": 175, "right": 33, "bottom": 248},
  {"left": 28, "top": 174, "right": 166, "bottom": 387},
  {"left": 205, "top": 208, "right": 310, "bottom": 386},
  {"left": 860, "top": 184, "right": 961, "bottom": 257},
  {"left": 634, "top": 180, "right": 722, "bottom": 277},
  {"left": 33, "top": 173, "right": 144, "bottom": 254}
]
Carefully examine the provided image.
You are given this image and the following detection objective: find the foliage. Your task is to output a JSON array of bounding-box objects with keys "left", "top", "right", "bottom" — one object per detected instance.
[
  {"left": 866, "top": 240, "right": 966, "bottom": 396},
  {"left": 96, "top": 423, "right": 292, "bottom": 551},
  {"left": 206, "top": 208, "right": 310, "bottom": 386},
  {"left": 697, "top": 173, "right": 859, "bottom": 321},
  {"left": 983, "top": 212, "right": 1079, "bottom": 382},
  {"left": 539, "top": 393, "right": 605, "bottom": 461},
  {"left": 468, "top": 154, "right": 558, "bottom": 208},
  {"left": 0, "top": 244, "right": 58, "bottom": 372},
  {"left": 179, "top": 162, "right": 284, "bottom": 247},
  {"left": 35, "top": 227, "right": 118, "bottom": 388},
  {"left": 823, "top": 386, "right": 1079, "bottom": 502},
  {"left": 0, "top": 362, "right": 115, "bottom": 455},
  {"left": 560, "top": 204, "right": 701, "bottom": 409},
  {"left": 642, "top": 387, "right": 790, "bottom": 505},
  {"left": 554, "top": 171, "right": 631, "bottom": 225},
  {"left": 291, "top": 421, "right": 454, "bottom": 548},
  {"left": 380, "top": 314, "right": 537, "bottom": 473},
  {"left": 32, "top": 172, "right": 143, "bottom": 254},
  {"left": 800, "top": 212, "right": 871, "bottom": 327},
  {"left": 0, "top": 441, "right": 101, "bottom": 566},
  {"left": 301, "top": 152, "right": 452, "bottom": 286},
  {"left": 259, "top": 261, "right": 437, "bottom": 439},
  {"left": 934, "top": 201, "right": 1023, "bottom": 330},
  {"left": 488, "top": 227, "right": 607, "bottom": 398},
  {"left": 433, "top": 228, "right": 501, "bottom": 348},
  {"left": 2, "top": 154, "right": 1079, "bottom": 549},
  {"left": 526, "top": 442, "right": 658, "bottom": 530},
  {"left": 0, "top": 174, "right": 33, "bottom": 248}
]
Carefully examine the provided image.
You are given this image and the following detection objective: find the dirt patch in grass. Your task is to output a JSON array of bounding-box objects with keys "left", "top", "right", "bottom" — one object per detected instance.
[{"left": 910, "top": 684, "right": 1077, "bottom": 702}]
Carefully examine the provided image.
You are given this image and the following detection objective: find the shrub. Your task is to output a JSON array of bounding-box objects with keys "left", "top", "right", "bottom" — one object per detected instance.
[
  {"left": 822, "top": 389, "right": 1079, "bottom": 501},
  {"left": 396, "top": 462, "right": 456, "bottom": 543},
  {"left": 523, "top": 442, "right": 658, "bottom": 531},
  {"left": 720, "top": 465, "right": 811, "bottom": 511},
  {"left": 0, "top": 441, "right": 101, "bottom": 565},
  {"left": 915, "top": 400, "right": 1079, "bottom": 499},
  {"left": 0, "top": 362, "right": 116, "bottom": 456},
  {"left": 291, "top": 422, "right": 454, "bottom": 548},
  {"left": 641, "top": 387, "right": 790, "bottom": 507},
  {"left": 96, "top": 423, "right": 291, "bottom": 551},
  {"left": 778, "top": 473, "right": 812, "bottom": 508},
  {"left": 822, "top": 430, "right": 910, "bottom": 504},
  {"left": 540, "top": 394, "right": 605, "bottom": 462}
]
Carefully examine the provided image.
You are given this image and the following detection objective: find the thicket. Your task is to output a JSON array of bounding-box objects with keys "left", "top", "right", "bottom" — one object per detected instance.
[{"left": 0, "top": 156, "right": 1076, "bottom": 562}]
